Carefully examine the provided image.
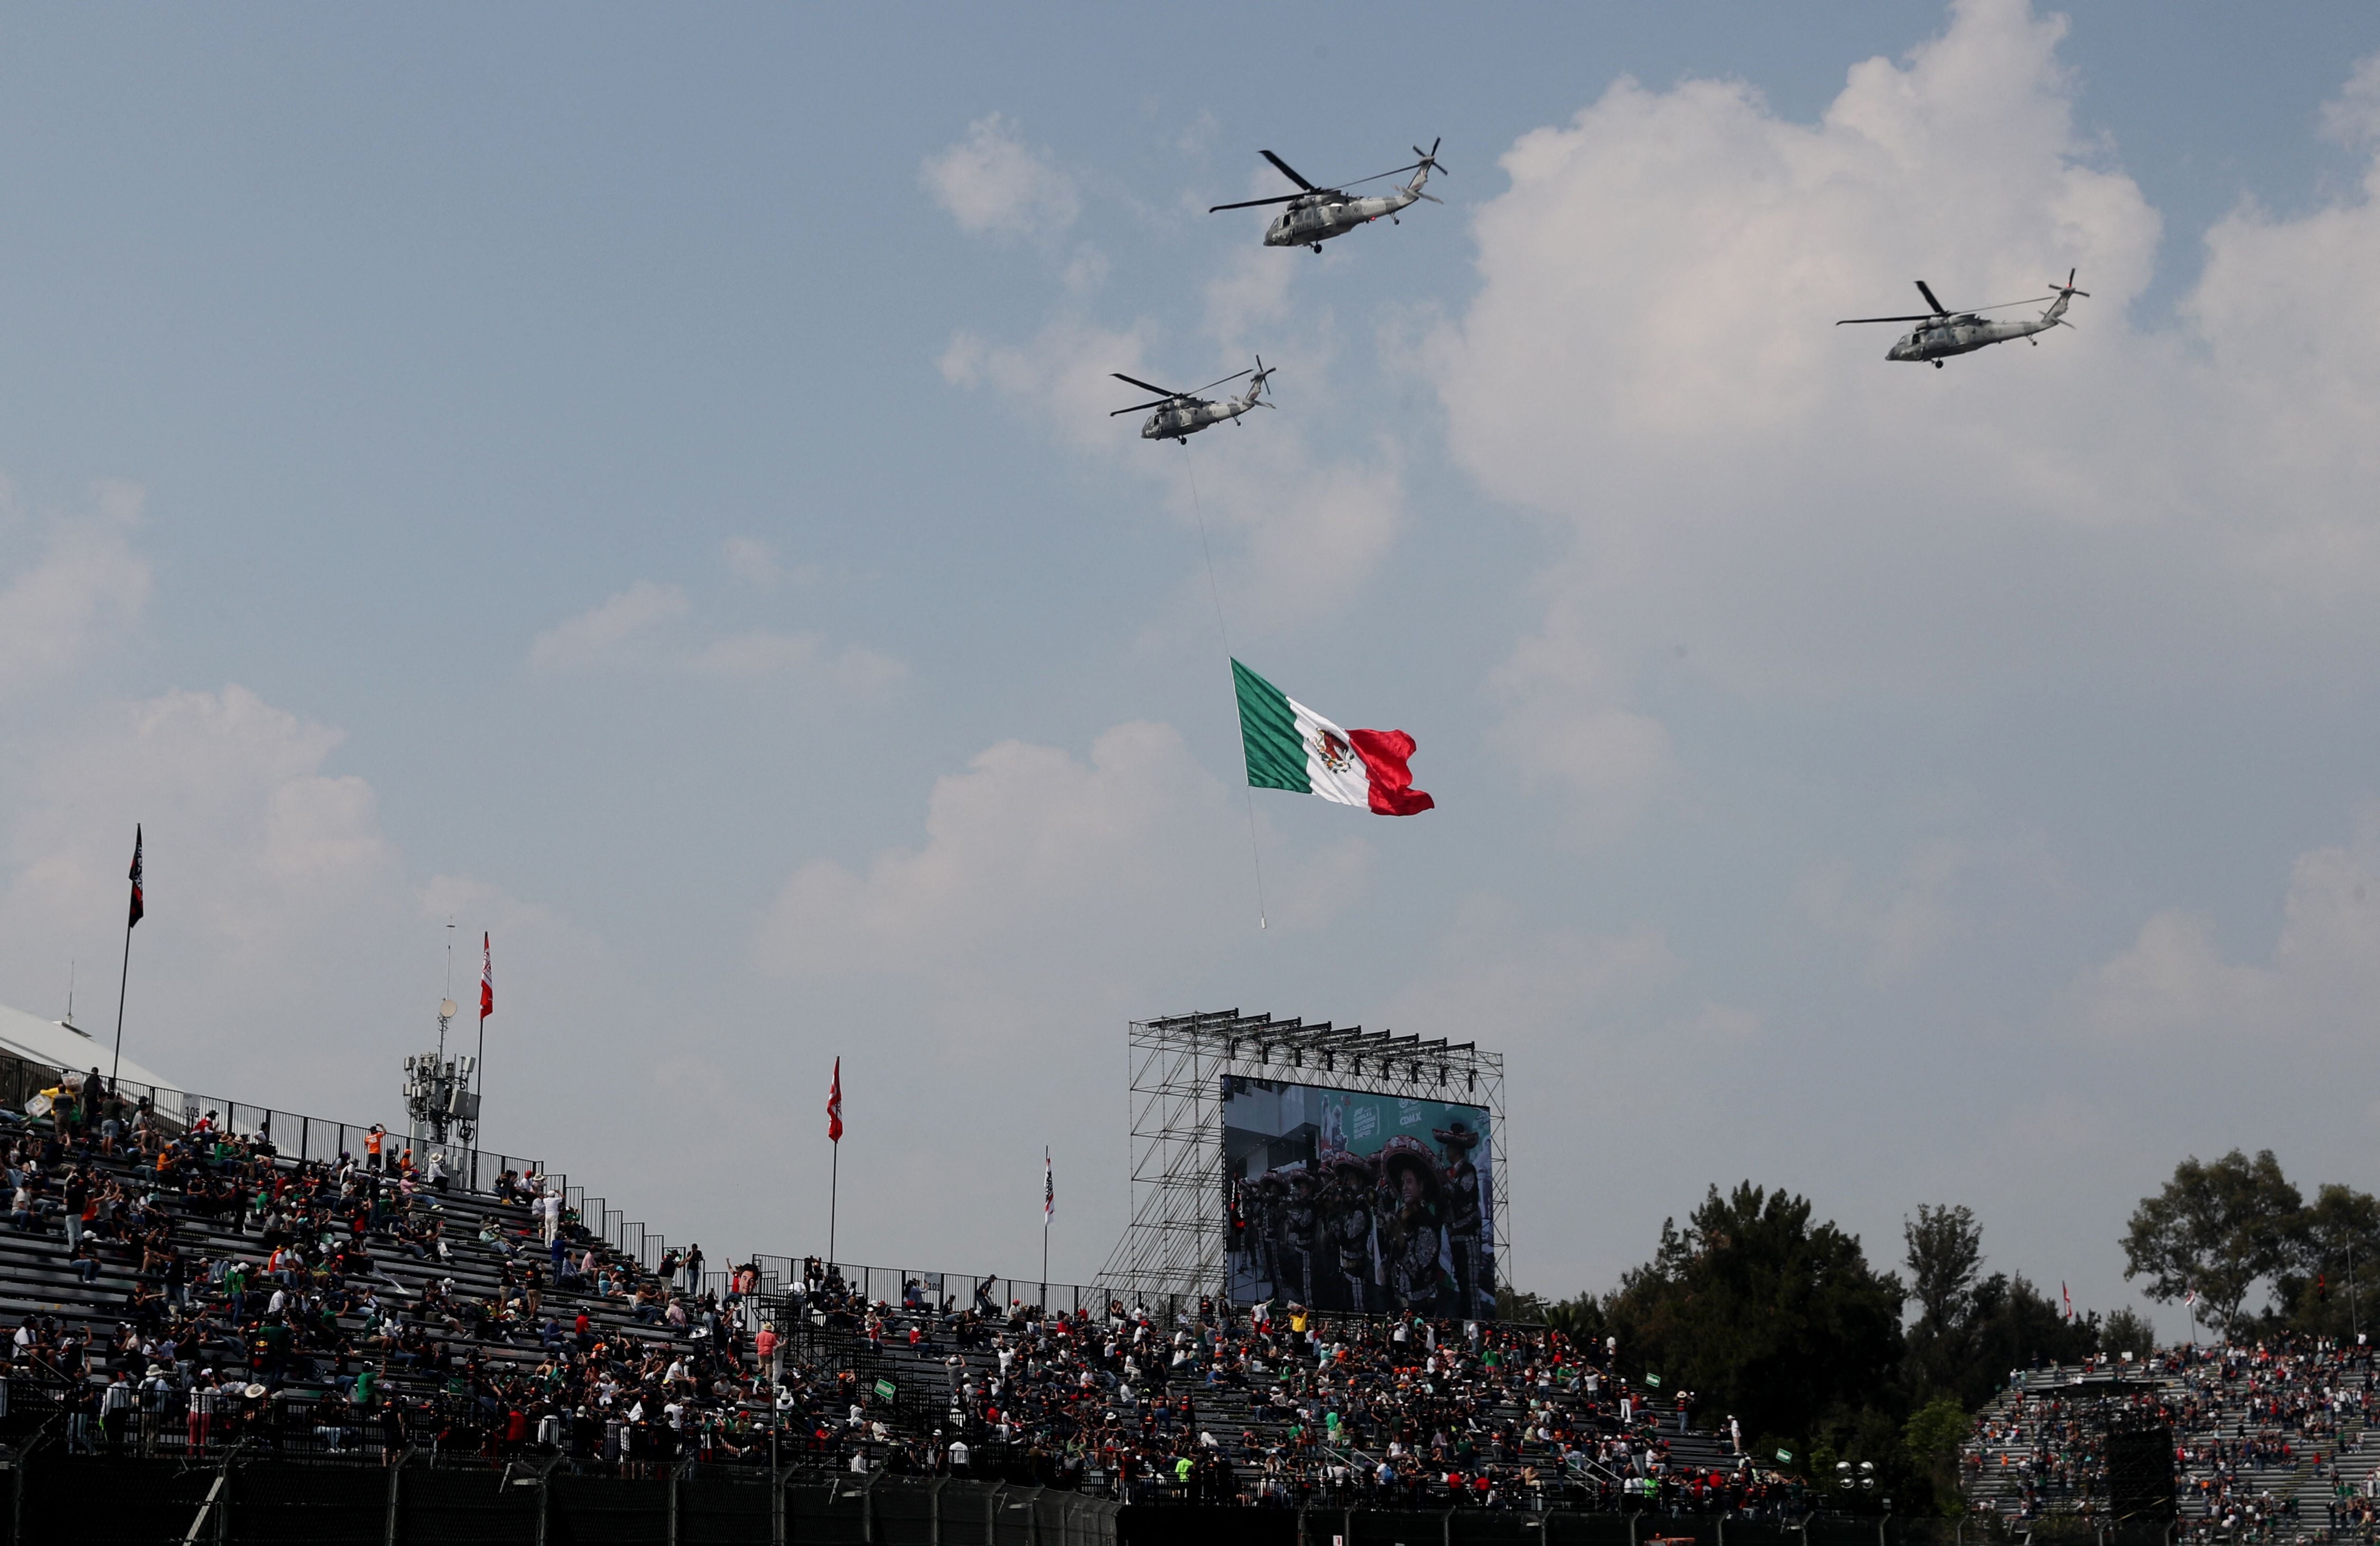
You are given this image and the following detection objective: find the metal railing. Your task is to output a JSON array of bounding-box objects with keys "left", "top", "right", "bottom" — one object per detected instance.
[{"left": 3, "top": 1047, "right": 555, "bottom": 1204}]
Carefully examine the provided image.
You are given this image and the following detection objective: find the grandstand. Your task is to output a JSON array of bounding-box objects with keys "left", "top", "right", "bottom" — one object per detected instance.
[
  {"left": 1963, "top": 1346, "right": 2380, "bottom": 1534},
  {"left": 0, "top": 1010, "right": 1983, "bottom": 1544}
]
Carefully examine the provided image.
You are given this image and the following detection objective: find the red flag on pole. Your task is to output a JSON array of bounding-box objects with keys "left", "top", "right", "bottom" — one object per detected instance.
[
  {"left": 479, "top": 932, "right": 494, "bottom": 1020},
  {"left": 826, "top": 1058, "right": 843, "bottom": 1144},
  {"left": 127, "top": 825, "right": 144, "bottom": 928},
  {"left": 2061, "top": 1281, "right": 2072, "bottom": 1320}
]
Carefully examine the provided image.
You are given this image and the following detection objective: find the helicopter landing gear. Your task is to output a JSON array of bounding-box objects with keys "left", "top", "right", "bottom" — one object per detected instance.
[
  {"left": 1933, "top": 359, "right": 1944, "bottom": 369},
  {"left": 1311, "top": 244, "right": 1323, "bottom": 254}
]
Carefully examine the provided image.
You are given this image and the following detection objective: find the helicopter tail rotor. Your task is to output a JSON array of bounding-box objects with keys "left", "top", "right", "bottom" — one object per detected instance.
[{"left": 1247, "top": 356, "right": 1278, "bottom": 406}]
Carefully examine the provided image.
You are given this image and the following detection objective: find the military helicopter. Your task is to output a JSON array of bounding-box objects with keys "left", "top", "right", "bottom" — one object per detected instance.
[
  {"left": 1209, "top": 140, "right": 1446, "bottom": 253},
  {"left": 1111, "top": 359, "right": 1276, "bottom": 442},
  {"left": 1837, "top": 271, "right": 2089, "bottom": 366}
]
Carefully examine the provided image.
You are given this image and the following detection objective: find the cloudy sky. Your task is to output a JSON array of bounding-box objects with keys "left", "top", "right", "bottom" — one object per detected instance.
[{"left": 5, "top": 1, "right": 2379, "bottom": 1331}]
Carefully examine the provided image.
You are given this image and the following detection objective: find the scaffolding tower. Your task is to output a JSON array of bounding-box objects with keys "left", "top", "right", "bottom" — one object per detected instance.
[{"left": 1096, "top": 1008, "right": 1508, "bottom": 1305}]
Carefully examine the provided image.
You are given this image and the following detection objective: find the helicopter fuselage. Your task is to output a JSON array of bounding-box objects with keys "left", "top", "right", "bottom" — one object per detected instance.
[
  {"left": 1265, "top": 187, "right": 1425, "bottom": 248},
  {"left": 1887, "top": 291, "right": 2074, "bottom": 362},
  {"left": 1142, "top": 396, "right": 1257, "bottom": 440}
]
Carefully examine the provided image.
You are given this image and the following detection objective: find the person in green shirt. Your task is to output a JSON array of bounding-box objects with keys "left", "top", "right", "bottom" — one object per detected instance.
[{"left": 352, "top": 1366, "right": 377, "bottom": 1410}]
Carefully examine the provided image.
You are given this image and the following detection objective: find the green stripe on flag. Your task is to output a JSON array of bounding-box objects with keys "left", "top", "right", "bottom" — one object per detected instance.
[{"left": 1232, "top": 659, "right": 1308, "bottom": 793}]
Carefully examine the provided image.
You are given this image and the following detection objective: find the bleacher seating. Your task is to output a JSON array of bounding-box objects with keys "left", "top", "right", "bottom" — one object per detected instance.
[{"left": 1963, "top": 1347, "right": 2380, "bottom": 1533}]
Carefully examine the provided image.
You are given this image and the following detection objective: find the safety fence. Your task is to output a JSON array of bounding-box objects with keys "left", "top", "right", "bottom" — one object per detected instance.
[
  {"left": 0, "top": 1452, "right": 1124, "bottom": 1546},
  {"left": 750, "top": 1255, "right": 1152, "bottom": 1323},
  {"left": 0, "top": 1447, "right": 2095, "bottom": 1546},
  {"left": 0, "top": 1046, "right": 550, "bottom": 1202}
]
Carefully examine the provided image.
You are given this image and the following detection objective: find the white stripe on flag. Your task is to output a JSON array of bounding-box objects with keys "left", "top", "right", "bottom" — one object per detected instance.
[{"left": 1287, "top": 696, "right": 1370, "bottom": 807}]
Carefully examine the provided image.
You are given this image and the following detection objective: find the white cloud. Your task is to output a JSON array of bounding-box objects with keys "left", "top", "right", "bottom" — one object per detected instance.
[
  {"left": 940, "top": 317, "right": 1402, "bottom": 620},
  {"left": 2321, "top": 53, "right": 2380, "bottom": 150},
  {"left": 921, "top": 115, "right": 1080, "bottom": 239},
  {"left": 1427, "top": 0, "right": 2380, "bottom": 711},
  {"left": 1382, "top": 895, "right": 1760, "bottom": 1291},
  {"left": 2059, "top": 807, "right": 2380, "bottom": 1051},
  {"left": 0, "top": 479, "right": 152, "bottom": 694},
  {"left": 1203, "top": 248, "right": 1295, "bottom": 347},
  {"left": 1486, "top": 604, "right": 1674, "bottom": 848},
  {"left": 527, "top": 581, "right": 689, "bottom": 672},
  {"left": 528, "top": 578, "right": 903, "bottom": 691},
  {"left": 1796, "top": 842, "right": 1973, "bottom": 985},
  {"left": 755, "top": 720, "right": 1365, "bottom": 1004},
  {"left": 0, "top": 682, "right": 670, "bottom": 1206},
  {"left": 723, "top": 536, "right": 796, "bottom": 589},
  {"left": 691, "top": 629, "right": 908, "bottom": 694}
]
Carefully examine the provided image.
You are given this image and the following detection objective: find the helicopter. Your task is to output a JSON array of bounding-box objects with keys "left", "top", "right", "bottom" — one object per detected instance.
[
  {"left": 1837, "top": 271, "right": 2089, "bottom": 366},
  {"left": 1209, "top": 140, "right": 1446, "bottom": 253},
  {"left": 1111, "top": 358, "right": 1277, "bottom": 441}
]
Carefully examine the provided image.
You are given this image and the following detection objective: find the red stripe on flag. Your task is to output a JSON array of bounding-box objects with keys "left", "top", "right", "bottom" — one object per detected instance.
[{"left": 1347, "top": 729, "right": 1434, "bottom": 816}]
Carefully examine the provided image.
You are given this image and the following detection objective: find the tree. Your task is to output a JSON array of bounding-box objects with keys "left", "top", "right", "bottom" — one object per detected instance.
[
  {"left": 2276, "top": 1183, "right": 2380, "bottom": 1337},
  {"left": 1603, "top": 1182, "right": 1906, "bottom": 1449},
  {"left": 1959, "top": 1271, "right": 2099, "bottom": 1401},
  {"left": 1902, "top": 1396, "right": 1970, "bottom": 1516},
  {"left": 1905, "top": 1205, "right": 1984, "bottom": 1331},
  {"left": 1903, "top": 1205, "right": 1987, "bottom": 1403},
  {"left": 2100, "top": 1307, "right": 2156, "bottom": 1360},
  {"left": 2122, "top": 1150, "right": 2302, "bottom": 1334}
]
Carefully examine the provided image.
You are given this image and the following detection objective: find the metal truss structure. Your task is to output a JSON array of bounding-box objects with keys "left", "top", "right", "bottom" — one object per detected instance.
[{"left": 1096, "top": 1008, "right": 1509, "bottom": 1306}]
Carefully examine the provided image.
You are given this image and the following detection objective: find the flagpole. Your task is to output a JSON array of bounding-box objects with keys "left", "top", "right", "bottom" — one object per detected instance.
[
  {"left": 108, "top": 911, "right": 133, "bottom": 1090},
  {"left": 110, "top": 824, "right": 143, "bottom": 1091},
  {"left": 829, "top": 1139, "right": 839, "bottom": 1269}
]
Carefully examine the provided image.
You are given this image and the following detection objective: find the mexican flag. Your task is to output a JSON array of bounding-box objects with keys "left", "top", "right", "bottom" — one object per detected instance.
[{"left": 1232, "top": 659, "right": 1434, "bottom": 816}]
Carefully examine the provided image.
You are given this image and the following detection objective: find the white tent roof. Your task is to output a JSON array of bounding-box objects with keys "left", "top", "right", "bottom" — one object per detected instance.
[{"left": 0, "top": 999, "right": 180, "bottom": 1096}]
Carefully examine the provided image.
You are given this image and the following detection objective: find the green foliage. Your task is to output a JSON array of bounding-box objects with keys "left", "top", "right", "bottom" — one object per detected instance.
[
  {"left": 2276, "top": 1182, "right": 2380, "bottom": 1338},
  {"left": 1903, "top": 1396, "right": 1970, "bottom": 1516},
  {"left": 2100, "top": 1307, "right": 2156, "bottom": 1360},
  {"left": 2122, "top": 1149, "right": 2301, "bottom": 1333},
  {"left": 1602, "top": 1182, "right": 1907, "bottom": 1452}
]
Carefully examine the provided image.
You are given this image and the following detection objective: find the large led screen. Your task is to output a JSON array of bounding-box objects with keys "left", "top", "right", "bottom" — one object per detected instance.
[{"left": 1222, "top": 1075, "right": 1495, "bottom": 1319}]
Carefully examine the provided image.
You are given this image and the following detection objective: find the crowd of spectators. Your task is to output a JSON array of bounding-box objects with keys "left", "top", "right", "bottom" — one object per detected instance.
[
  {"left": 8, "top": 1064, "right": 1819, "bottom": 1517},
  {"left": 1, "top": 1069, "right": 773, "bottom": 1470},
  {"left": 1969, "top": 1338, "right": 2380, "bottom": 1540},
  {"left": 767, "top": 1265, "right": 1806, "bottom": 1514}
]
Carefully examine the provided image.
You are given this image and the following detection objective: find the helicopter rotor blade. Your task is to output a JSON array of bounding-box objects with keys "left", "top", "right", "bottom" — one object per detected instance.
[
  {"left": 1965, "top": 296, "right": 2059, "bottom": 313},
  {"left": 1413, "top": 138, "right": 1447, "bottom": 174},
  {"left": 1111, "top": 372, "right": 1183, "bottom": 398},
  {"left": 1110, "top": 398, "right": 1182, "bottom": 417},
  {"left": 1260, "top": 150, "right": 1317, "bottom": 191},
  {"left": 1914, "top": 281, "right": 1949, "bottom": 316},
  {"left": 1188, "top": 368, "right": 1254, "bottom": 397},
  {"left": 1836, "top": 314, "right": 1937, "bottom": 325},
  {"left": 1210, "top": 193, "right": 1303, "bottom": 212},
  {"left": 1410, "top": 191, "right": 1444, "bottom": 204}
]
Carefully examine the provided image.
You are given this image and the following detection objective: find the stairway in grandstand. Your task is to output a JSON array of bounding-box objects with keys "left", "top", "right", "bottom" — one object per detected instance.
[{"left": 0, "top": 1107, "right": 731, "bottom": 1436}]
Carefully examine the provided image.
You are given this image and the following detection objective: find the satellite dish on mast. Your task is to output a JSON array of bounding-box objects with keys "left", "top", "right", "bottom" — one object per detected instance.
[{"left": 439, "top": 999, "right": 458, "bottom": 1020}]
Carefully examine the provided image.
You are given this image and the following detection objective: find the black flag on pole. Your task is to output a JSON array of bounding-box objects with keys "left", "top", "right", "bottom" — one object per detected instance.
[{"left": 127, "top": 825, "right": 144, "bottom": 929}]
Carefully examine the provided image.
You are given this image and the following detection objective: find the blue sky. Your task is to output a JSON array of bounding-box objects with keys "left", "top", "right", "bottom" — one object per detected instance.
[{"left": 5, "top": 1, "right": 2379, "bottom": 1330}]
